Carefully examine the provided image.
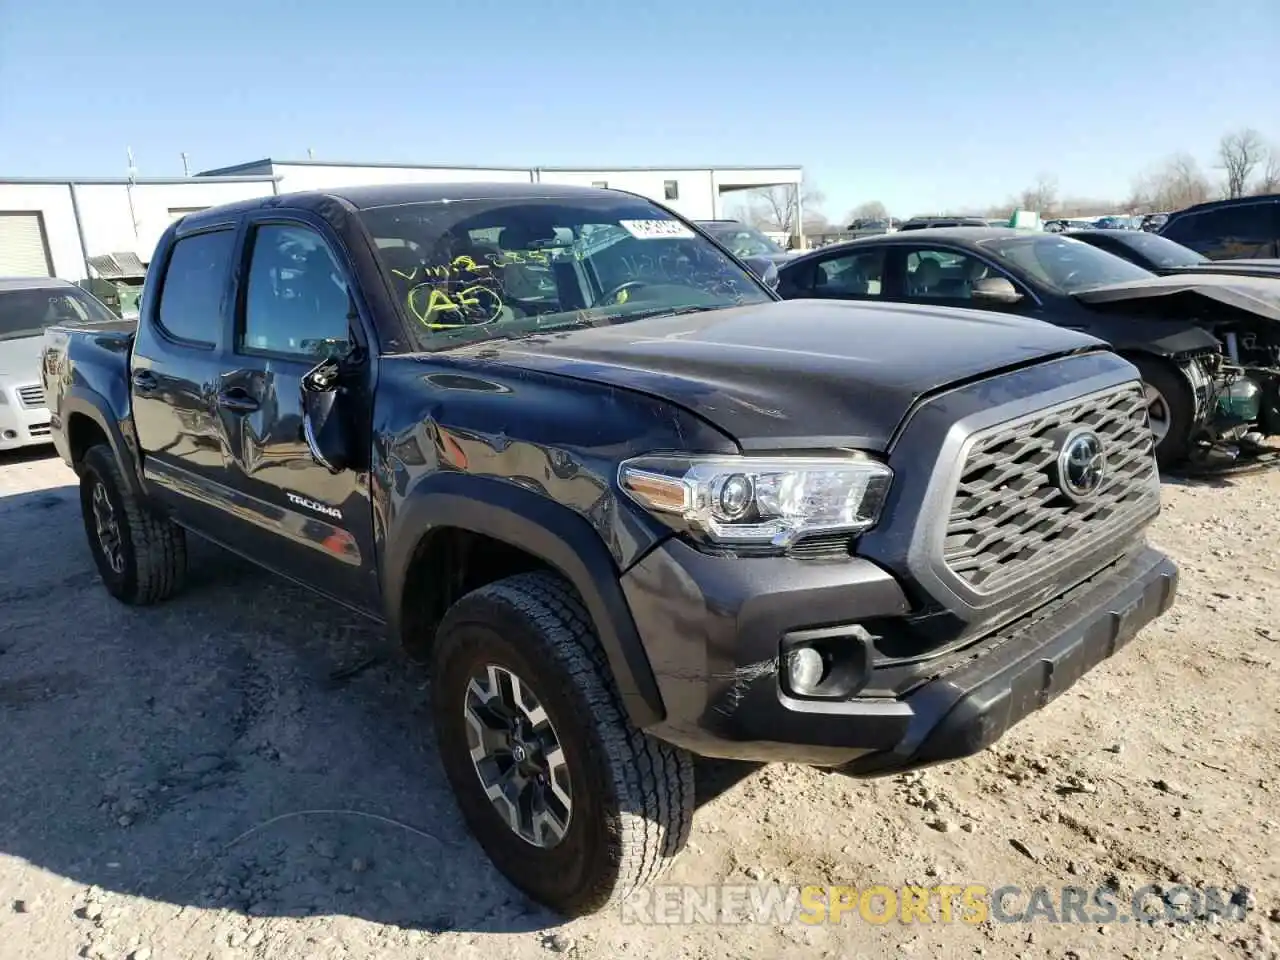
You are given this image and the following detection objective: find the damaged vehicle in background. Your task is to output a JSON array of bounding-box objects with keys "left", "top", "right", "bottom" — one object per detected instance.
[
  {"left": 1066, "top": 228, "right": 1280, "bottom": 281},
  {"left": 775, "top": 228, "right": 1280, "bottom": 469}
]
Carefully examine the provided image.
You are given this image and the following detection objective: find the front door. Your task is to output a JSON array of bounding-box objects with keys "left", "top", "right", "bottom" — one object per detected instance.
[
  {"left": 212, "top": 216, "right": 380, "bottom": 613},
  {"left": 888, "top": 245, "right": 1037, "bottom": 316}
]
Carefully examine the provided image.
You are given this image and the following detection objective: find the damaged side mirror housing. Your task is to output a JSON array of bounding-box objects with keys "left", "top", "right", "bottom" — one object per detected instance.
[
  {"left": 971, "top": 276, "right": 1024, "bottom": 305},
  {"left": 301, "top": 357, "right": 352, "bottom": 474}
]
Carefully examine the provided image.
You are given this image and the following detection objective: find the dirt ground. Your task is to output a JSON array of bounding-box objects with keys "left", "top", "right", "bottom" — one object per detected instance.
[{"left": 0, "top": 446, "right": 1276, "bottom": 960}]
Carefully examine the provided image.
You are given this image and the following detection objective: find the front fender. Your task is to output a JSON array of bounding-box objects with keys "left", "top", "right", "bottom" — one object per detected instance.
[
  {"left": 382, "top": 471, "right": 666, "bottom": 728},
  {"left": 1069, "top": 315, "right": 1221, "bottom": 358}
]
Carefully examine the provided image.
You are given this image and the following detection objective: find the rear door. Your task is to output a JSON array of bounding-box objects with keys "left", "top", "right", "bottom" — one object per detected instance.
[
  {"left": 131, "top": 224, "right": 241, "bottom": 534},
  {"left": 212, "top": 213, "right": 380, "bottom": 612}
]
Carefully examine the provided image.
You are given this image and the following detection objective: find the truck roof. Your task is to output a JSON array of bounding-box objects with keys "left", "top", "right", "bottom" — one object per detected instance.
[{"left": 178, "top": 182, "right": 627, "bottom": 230}]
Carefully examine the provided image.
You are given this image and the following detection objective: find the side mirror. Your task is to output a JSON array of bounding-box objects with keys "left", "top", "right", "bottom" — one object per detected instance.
[
  {"left": 971, "top": 276, "right": 1023, "bottom": 305},
  {"left": 301, "top": 358, "right": 351, "bottom": 474},
  {"left": 742, "top": 256, "right": 780, "bottom": 291}
]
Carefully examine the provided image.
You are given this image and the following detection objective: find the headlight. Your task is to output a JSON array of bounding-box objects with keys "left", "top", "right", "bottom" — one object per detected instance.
[{"left": 618, "top": 454, "right": 892, "bottom": 548}]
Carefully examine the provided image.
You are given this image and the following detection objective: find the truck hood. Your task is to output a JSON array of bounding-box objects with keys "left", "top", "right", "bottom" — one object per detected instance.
[
  {"left": 452, "top": 299, "right": 1102, "bottom": 451},
  {"left": 1073, "top": 274, "right": 1280, "bottom": 322},
  {"left": 0, "top": 334, "right": 44, "bottom": 379}
]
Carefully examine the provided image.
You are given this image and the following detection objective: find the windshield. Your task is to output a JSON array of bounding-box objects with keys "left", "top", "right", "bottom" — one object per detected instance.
[
  {"left": 700, "top": 223, "right": 785, "bottom": 257},
  {"left": 0, "top": 286, "right": 117, "bottom": 341},
  {"left": 360, "top": 197, "right": 772, "bottom": 351},
  {"left": 980, "top": 234, "right": 1155, "bottom": 293},
  {"left": 1114, "top": 231, "right": 1208, "bottom": 269}
]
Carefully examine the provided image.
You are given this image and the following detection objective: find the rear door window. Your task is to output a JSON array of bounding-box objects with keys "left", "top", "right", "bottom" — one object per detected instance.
[
  {"left": 156, "top": 230, "right": 235, "bottom": 346},
  {"left": 812, "top": 249, "right": 886, "bottom": 297}
]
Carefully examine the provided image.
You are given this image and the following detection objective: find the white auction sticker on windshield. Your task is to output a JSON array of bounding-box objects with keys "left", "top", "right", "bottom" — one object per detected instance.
[{"left": 619, "top": 219, "right": 696, "bottom": 240}]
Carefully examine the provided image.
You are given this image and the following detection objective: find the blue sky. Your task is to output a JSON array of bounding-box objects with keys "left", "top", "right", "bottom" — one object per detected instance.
[{"left": 1, "top": 0, "right": 1276, "bottom": 219}]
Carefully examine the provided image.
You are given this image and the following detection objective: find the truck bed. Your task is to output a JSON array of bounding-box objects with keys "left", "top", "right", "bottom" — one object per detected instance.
[{"left": 42, "top": 320, "right": 137, "bottom": 470}]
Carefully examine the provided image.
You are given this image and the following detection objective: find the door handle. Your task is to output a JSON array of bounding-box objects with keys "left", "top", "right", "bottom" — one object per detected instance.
[
  {"left": 217, "top": 387, "right": 260, "bottom": 413},
  {"left": 131, "top": 370, "right": 158, "bottom": 393}
]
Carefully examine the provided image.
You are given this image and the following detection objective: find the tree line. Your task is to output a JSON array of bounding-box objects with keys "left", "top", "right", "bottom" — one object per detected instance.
[{"left": 730, "top": 127, "right": 1279, "bottom": 232}]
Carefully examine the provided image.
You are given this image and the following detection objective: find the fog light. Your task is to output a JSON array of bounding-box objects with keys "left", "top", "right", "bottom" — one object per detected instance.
[{"left": 785, "top": 647, "right": 827, "bottom": 695}]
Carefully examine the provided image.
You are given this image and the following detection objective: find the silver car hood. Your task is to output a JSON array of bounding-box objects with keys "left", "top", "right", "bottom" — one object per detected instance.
[{"left": 0, "top": 334, "right": 44, "bottom": 380}]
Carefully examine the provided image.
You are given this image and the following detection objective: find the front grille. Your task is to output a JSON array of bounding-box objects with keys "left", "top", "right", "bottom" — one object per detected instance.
[
  {"left": 28, "top": 423, "right": 50, "bottom": 437},
  {"left": 16, "top": 384, "right": 44, "bottom": 409},
  {"left": 943, "top": 382, "right": 1158, "bottom": 594}
]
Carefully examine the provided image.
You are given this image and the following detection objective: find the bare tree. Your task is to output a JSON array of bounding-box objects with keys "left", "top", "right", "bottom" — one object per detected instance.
[
  {"left": 1059, "top": 196, "right": 1118, "bottom": 217},
  {"left": 1218, "top": 128, "right": 1266, "bottom": 198},
  {"left": 1016, "top": 174, "right": 1059, "bottom": 215},
  {"left": 1256, "top": 147, "right": 1280, "bottom": 195},
  {"left": 1130, "top": 153, "right": 1212, "bottom": 212},
  {"left": 847, "top": 200, "right": 889, "bottom": 223},
  {"left": 731, "top": 185, "right": 826, "bottom": 235}
]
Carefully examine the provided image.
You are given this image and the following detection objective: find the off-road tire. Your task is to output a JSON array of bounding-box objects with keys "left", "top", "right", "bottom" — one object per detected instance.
[
  {"left": 79, "top": 443, "right": 187, "bottom": 605},
  {"left": 1130, "top": 356, "right": 1194, "bottom": 469},
  {"left": 431, "top": 571, "right": 694, "bottom": 916}
]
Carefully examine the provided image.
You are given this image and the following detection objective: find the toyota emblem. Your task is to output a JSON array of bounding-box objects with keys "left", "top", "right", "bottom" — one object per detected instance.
[{"left": 1056, "top": 429, "right": 1106, "bottom": 501}]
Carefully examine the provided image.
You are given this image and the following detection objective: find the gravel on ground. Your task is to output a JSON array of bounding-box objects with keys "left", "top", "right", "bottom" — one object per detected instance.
[{"left": 0, "top": 448, "right": 1276, "bottom": 959}]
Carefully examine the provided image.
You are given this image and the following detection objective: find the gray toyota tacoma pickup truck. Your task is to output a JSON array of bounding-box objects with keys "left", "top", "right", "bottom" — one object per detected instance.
[{"left": 42, "top": 183, "right": 1178, "bottom": 916}]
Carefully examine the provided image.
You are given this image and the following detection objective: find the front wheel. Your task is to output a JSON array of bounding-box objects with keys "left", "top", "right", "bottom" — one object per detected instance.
[
  {"left": 1129, "top": 357, "right": 1194, "bottom": 468},
  {"left": 431, "top": 572, "right": 693, "bottom": 916}
]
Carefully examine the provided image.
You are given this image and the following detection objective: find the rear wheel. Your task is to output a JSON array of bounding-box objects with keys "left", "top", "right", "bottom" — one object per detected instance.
[
  {"left": 1129, "top": 357, "right": 1194, "bottom": 468},
  {"left": 431, "top": 571, "right": 693, "bottom": 916},
  {"left": 78, "top": 444, "right": 187, "bottom": 604}
]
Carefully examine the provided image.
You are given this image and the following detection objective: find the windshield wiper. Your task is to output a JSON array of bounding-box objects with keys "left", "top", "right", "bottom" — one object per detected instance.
[{"left": 614, "top": 304, "right": 721, "bottom": 322}]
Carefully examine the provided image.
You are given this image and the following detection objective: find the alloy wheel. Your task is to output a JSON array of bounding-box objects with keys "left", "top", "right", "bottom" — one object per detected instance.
[
  {"left": 1143, "top": 382, "right": 1171, "bottom": 443},
  {"left": 91, "top": 481, "right": 125, "bottom": 575},
  {"left": 463, "top": 663, "right": 573, "bottom": 848}
]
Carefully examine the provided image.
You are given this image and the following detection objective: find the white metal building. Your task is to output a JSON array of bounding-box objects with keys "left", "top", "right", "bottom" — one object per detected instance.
[
  {"left": 0, "top": 160, "right": 802, "bottom": 283},
  {"left": 0, "top": 176, "right": 280, "bottom": 281}
]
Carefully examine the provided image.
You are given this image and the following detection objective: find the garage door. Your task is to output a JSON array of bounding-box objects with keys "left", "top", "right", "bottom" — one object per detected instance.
[{"left": 0, "top": 213, "right": 53, "bottom": 276}]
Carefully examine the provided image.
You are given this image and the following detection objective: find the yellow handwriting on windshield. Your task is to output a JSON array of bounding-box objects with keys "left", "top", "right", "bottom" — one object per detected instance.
[
  {"left": 407, "top": 282, "right": 505, "bottom": 329},
  {"left": 392, "top": 255, "right": 492, "bottom": 283}
]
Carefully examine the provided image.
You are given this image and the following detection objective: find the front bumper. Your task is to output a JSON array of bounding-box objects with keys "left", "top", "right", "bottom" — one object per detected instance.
[
  {"left": 0, "top": 382, "right": 52, "bottom": 451},
  {"left": 622, "top": 539, "right": 1177, "bottom": 771}
]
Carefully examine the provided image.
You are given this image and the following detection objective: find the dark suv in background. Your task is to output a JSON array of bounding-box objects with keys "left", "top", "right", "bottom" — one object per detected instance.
[{"left": 1158, "top": 194, "right": 1279, "bottom": 260}]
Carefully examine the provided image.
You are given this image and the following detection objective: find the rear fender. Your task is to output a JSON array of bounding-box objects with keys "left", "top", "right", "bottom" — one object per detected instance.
[{"left": 56, "top": 386, "right": 144, "bottom": 495}]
